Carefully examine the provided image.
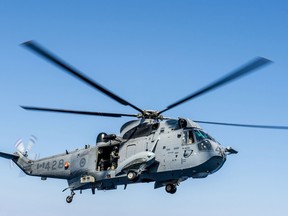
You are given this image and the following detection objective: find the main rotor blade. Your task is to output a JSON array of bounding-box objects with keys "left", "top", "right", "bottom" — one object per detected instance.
[
  {"left": 159, "top": 57, "right": 272, "bottom": 115},
  {"left": 21, "top": 106, "right": 138, "bottom": 118},
  {"left": 21, "top": 41, "right": 144, "bottom": 114},
  {"left": 194, "top": 120, "right": 288, "bottom": 130}
]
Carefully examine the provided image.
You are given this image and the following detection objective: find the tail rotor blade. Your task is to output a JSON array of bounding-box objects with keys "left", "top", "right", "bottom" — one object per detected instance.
[
  {"left": 15, "top": 139, "right": 25, "bottom": 153},
  {"left": 27, "top": 135, "right": 37, "bottom": 152},
  {"left": 10, "top": 160, "right": 15, "bottom": 169}
]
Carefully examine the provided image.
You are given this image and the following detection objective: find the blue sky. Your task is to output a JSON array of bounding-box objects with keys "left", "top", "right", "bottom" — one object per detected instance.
[{"left": 1, "top": 1, "right": 288, "bottom": 215}]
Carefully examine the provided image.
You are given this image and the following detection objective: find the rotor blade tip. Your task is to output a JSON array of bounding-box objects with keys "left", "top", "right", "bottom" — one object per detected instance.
[
  {"left": 21, "top": 40, "right": 39, "bottom": 49},
  {"left": 21, "top": 40, "right": 33, "bottom": 46},
  {"left": 20, "top": 105, "right": 28, "bottom": 110},
  {"left": 257, "top": 56, "right": 274, "bottom": 64}
]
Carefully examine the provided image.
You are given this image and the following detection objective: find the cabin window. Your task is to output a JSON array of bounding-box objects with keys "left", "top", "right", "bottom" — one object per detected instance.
[{"left": 123, "top": 123, "right": 156, "bottom": 139}]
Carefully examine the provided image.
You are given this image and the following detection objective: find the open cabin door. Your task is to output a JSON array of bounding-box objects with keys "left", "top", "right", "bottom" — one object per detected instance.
[{"left": 96, "top": 145, "right": 120, "bottom": 171}]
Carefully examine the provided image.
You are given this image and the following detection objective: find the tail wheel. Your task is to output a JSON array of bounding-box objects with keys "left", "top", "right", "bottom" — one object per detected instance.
[
  {"left": 66, "top": 196, "right": 73, "bottom": 203},
  {"left": 66, "top": 190, "right": 75, "bottom": 203},
  {"left": 165, "top": 184, "right": 177, "bottom": 194}
]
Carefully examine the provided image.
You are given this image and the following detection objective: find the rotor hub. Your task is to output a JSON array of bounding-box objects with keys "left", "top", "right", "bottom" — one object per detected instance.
[{"left": 138, "top": 110, "right": 163, "bottom": 120}]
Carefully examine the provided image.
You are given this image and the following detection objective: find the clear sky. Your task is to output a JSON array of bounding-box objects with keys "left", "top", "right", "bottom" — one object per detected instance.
[{"left": 1, "top": 1, "right": 288, "bottom": 215}]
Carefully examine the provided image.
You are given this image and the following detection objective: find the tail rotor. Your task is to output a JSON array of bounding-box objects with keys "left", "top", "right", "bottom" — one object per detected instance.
[
  {"left": 14, "top": 135, "right": 38, "bottom": 157},
  {"left": 10, "top": 139, "right": 25, "bottom": 169},
  {"left": 26, "top": 135, "right": 37, "bottom": 155},
  {"left": 15, "top": 139, "right": 25, "bottom": 155},
  {"left": 10, "top": 135, "right": 39, "bottom": 175}
]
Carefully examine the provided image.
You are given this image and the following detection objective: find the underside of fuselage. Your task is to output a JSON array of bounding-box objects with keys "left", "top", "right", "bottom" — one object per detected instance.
[{"left": 67, "top": 154, "right": 226, "bottom": 194}]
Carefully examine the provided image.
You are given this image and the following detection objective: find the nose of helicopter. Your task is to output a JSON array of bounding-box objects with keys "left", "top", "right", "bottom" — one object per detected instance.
[
  {"left": 208, "top": 154, "right": 226, "bottom": 174},
  {"left": 191, "top": 153, "right": 226, "bottom": 179},
  {"left": 201, "top": 142, "right": 228, "bottom": 175},
  {"left": 208, "top": 145, "right": 238, "bottom": 174},
  {"left": 207, "top": 142, "right": 238, "bottom": 174},
  {"left": 208, "top": 143, "right": 228, "bottom": 174}
]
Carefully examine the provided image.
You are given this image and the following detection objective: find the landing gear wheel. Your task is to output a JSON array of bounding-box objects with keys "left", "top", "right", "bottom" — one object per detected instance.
[
  {"left": 165, "top": 184, "right": 177, "bottom": 194},
  {"left": 170, "top": 187, "right": 177, "bottom": 194},
  {"left": 66, "top": 196, "right": 73, "bottom": 203},
  {"left": 66, "top": 191, "right": 75, "bottom": 203},
  {"left": 127, "top": 171, "right": 138, "bottom": 181}
]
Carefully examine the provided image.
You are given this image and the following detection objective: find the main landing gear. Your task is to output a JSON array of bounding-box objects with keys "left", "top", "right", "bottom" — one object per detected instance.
[
  {"left": 66, "top": 191, "right": 75, "bottom": 203},
  {"left": 165, "top": 184, "right": 177, "bottom": 194},
  {"left": 127, "top": 171, "right": 139, "bottom": 182}
]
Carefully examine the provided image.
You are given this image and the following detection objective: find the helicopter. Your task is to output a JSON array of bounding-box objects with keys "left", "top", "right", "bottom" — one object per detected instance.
[{"left": 1, "top": 41, "right": 288, "bottom": 204}]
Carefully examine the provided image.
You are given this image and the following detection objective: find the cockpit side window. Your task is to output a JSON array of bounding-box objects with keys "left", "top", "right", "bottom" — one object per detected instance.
[{"left": 182, "top": 130, "right": 195, "bottom": 145}]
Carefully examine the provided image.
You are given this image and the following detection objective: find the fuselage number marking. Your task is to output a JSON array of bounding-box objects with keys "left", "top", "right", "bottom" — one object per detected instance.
[{"left": 37, "top": 159, "right": 65, "bottom": 171}]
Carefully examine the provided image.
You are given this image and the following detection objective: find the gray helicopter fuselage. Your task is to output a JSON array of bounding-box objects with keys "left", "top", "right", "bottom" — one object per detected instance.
[{"left": 10, "top": 118, "right": 227, "bottom": 193}]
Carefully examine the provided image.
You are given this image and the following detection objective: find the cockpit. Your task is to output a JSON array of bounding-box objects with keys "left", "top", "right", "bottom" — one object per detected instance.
[
  {"left": 182, "top": 129, "right": 217, "bottom": 144},
  {"left": 182, "top": 129, "right": 219, "bottom": 151},
  {"left": 194, "top": 129, "right": 217, "bottom": 143}
]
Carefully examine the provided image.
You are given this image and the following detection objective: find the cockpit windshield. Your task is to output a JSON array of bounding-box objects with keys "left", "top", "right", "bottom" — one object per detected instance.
[{"left": 194, "top": 129, "right": 216, "bottom": 142}]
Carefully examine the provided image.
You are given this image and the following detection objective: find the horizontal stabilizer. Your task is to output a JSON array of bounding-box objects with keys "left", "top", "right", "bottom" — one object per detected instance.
[{"left": 0, "top": 152, "right": 19, "bottom": 160}]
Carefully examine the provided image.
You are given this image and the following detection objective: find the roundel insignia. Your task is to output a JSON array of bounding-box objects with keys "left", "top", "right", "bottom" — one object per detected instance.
[{"left": 80, "top": 158, "right": 86, "bottom": 167}]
